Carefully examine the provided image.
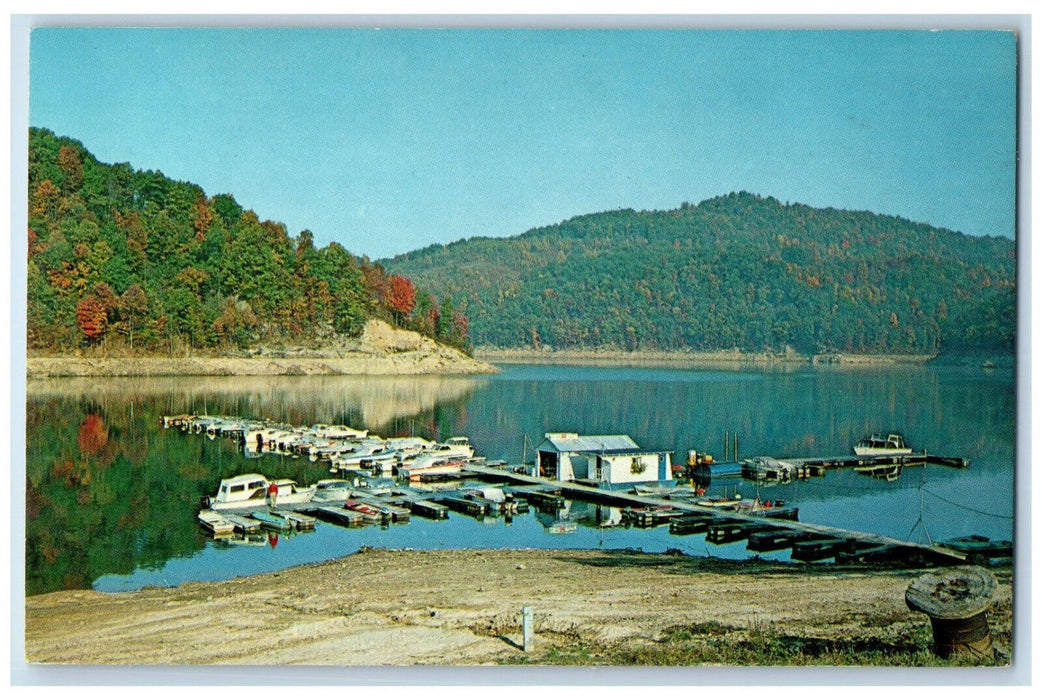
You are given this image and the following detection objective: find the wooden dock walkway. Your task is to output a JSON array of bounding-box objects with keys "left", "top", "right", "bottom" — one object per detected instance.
[
  {"left": 742, "top": 452, "right": 969, "bottom": 482},
  {"left": 464, "top": 464, "right": 967, "bottom": 566}
]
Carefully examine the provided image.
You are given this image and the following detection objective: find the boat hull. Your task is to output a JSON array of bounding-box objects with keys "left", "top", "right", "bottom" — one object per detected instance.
[{"left": 853, "top": 447, "right": 914, "bottom": 457}]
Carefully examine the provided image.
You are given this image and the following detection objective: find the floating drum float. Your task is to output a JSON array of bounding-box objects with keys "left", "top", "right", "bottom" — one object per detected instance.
[{"left": 905, "top": 566, "right": 997, "bottom": 661}]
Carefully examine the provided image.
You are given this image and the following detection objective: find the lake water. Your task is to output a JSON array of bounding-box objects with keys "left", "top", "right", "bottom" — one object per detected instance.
[{"left": 24, "top": 363, "right": 1016, "bottom": 595}]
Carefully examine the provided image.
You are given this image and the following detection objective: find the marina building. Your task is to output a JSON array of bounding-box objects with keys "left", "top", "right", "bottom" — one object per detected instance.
[{"left": 535, "top": 432, "right": 672, "bottom": 485}]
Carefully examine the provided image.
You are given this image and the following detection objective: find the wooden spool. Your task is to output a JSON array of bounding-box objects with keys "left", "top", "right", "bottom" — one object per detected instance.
[{"left": 905, "top": 566, "right": 997, "bottom": 660}]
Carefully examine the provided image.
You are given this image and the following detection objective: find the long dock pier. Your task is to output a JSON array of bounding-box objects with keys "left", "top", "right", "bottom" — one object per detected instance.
[
  {"left": 465, "top": 464, "right": 967, "bottom": 566},
  {"left": 742, "top": 452, "right": 969, "bottom": 482}
]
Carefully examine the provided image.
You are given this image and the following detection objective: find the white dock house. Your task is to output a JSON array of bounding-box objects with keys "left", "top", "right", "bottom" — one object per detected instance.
[{"left": 535, "top": 432, "right": 672, "bottom": 485}]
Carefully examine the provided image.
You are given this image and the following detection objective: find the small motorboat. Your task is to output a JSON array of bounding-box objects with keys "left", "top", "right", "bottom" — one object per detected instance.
[
  {"left": 695, "top": 486, "right": 743, "bottom": 508},
  {"left": 312, "top": 478, "right": 354, "bottom": 502},
  {"left": 343, "top": 500, "right": 388, "bottom": 524}
]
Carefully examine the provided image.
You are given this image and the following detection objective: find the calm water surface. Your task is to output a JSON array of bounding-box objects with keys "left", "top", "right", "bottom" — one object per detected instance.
[{"left": 24, "top": 364, "right": 1015, "bottom": 594}]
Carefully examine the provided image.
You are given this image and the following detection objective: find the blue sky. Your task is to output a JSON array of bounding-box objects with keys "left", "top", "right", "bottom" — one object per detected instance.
[{"left": 28, "top": 27, "right": 1018, "bottom": 260}]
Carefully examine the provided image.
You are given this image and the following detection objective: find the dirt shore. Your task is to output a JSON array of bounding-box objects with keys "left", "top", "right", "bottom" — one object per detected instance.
[
  {"left": 26, "top": 320, "right": 497, "bottom": 377},
  {"left": 23, "top": 548, "right": 1012, "bottom": 666}
]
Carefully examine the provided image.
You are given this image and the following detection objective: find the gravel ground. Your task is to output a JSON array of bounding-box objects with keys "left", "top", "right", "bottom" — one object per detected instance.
[{"left": 23, "top": 548, "right": 1014, "bottom": 666}]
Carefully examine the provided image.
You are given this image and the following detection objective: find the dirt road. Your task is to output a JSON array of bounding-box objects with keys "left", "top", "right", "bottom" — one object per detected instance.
[{"left": 23, "top": 548, "right": 1013, "bottom": 666}]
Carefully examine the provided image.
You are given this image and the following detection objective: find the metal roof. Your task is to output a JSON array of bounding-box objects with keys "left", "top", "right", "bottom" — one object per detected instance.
[{"left": 538, "top": 434, "right": 639, "bottom": 453}]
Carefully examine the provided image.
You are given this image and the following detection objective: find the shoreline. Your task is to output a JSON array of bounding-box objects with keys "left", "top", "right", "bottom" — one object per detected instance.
[
  {"left": 24, "top": 348, "right": 1008, "bottom": 377},
  {"left": 22, "top": 547, "right": 1014, "bottom": 666},
  {"left": 475, "top": 347, "right": 939, "bottom": 369},
  {"left": 25, "top": 353, "right": 498, "bottom": 378}
]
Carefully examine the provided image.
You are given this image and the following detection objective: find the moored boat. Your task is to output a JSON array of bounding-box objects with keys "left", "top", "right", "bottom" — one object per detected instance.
[
  {"left": 313, "top": 478, "right": 355, "bottom": 502},
  {"left": 251, "top": 510, "right": 294, "bottom": 531},
  {"left": 695, "top": 487, "right": 743, "bottom": 508},
  {"left": 208, "top": 473, "right": 317, "bottom": 511},
  {"left": 853, "top": 433, "right": 913, "bottom": 457},
  {"left": 397, "top": 454, "right": 469, "bottom": 481},
  {"left": 343, "top": 499, "right": 388, "bottom": 524}
]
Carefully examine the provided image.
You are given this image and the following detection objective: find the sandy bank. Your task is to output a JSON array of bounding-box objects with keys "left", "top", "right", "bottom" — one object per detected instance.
[
  {"left": 474, "top": 347, "right": 936, "bottom": 369},
  {"left": 26, "top": 320, "right": 498, "bottom": 377},
  {"left": 23, "top": 548, "right": 1012, "bottom": 666}
]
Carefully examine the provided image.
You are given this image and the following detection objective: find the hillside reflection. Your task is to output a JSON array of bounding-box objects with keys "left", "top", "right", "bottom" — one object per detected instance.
[{"left": 28, "top": 374, "right": 487, "bottom": 433}]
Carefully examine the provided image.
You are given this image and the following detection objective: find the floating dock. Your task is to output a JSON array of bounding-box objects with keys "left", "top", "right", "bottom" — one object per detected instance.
[
  {"left": 405, "top": 498, "right": 450, "bottom": 520},
  {"left": 221, "top": 513, "right": 263, "bottom": 534},
  {"left": 304, "top": 505, "right": 365, "bottom": 527},
  {"left": 430, "top": 494, "right": 488, "bottom": 516},
  {"left": 507, "top": 486, "right": 567, "bottom": 510},
  {"left": 743, "top": 452, "right": 969, "bottom": 482},
  {"left": 465, "top": 463, "right": 968, "bottom": 566},
  {"left": 276, "top": 510, "right": 317, "bottom": 531},
  {"left": 181, "top": 414, "right": 980, "bottom": 567}
]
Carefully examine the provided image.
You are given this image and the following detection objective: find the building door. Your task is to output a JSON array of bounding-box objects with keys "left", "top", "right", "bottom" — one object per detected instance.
[{"left": 538, "top": 451, "right": 558, "bottom": 479}]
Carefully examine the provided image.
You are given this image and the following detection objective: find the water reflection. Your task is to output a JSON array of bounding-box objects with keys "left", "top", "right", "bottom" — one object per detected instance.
[
  {"left": 25, "top": 364, "right": 1015, "bottom": 595},
  {"left": 28, "top": 374, "right": 486, "bottom": 433}
]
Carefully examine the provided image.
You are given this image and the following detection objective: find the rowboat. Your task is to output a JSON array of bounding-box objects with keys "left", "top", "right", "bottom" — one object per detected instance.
[
  {"left": 250, "top": 510, "right": 294, "bottom": 531},
  {"left": 343, "top": 500, "right": 388, "bottom": 524}
]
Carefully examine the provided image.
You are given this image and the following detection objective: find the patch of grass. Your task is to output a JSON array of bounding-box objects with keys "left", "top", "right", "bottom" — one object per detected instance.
[{"left": 503, "top": 619, "right": 1009, "bottom": 667}]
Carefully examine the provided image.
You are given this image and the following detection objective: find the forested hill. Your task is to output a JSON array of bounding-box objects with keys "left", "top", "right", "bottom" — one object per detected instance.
[
  {"left": 27, "top": 128, "right": 469, "bottom": 354},
  {"left": 386, "top": 193, "right": 1015, "bottom": 356}
]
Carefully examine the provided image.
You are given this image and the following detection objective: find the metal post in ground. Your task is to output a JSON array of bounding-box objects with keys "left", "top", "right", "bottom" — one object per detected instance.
[{"left": 522, "top": 606, "right": 534, "bottom": 652}]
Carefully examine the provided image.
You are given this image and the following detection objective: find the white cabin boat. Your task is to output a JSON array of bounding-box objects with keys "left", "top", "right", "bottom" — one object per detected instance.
[
  {"left": 399, "top": 438, "right": 474, "bottom": 467},
  {"left": 312, "top": 478, "right": 354, "bottom": 503},
  {"left": 311, "top": 424, "right": 369, "bottom": 440},
  {"left": 397, "top": 454, "right": 469, "bottom": 481},
  {"left": 853, "top": 433, "right": 913, "bottom": 457},
  {"left": 329, "top": 442, "right": 396, "bottom": 472},
  {"left": 209, "top": 473, "right": 316, "bottom": 511}
]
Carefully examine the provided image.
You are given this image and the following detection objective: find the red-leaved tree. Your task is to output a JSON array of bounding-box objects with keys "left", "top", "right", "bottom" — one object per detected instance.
[
  {"left": 388, "top": 274, "right": 417, "bottom": 324},
  {"left": 75, "top": 296, "right": 108, "bottom": 343}
]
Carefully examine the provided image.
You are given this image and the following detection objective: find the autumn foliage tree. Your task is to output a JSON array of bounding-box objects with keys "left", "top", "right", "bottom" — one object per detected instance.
[
  {"left": 26, "top": 127, "right": 468, "bottom": 356},
  {"left": 388, "top": 274, "right": 416, "bottom": 324},
  {"left": 75, "top": 295, "right": 108, "bottom": 343}
]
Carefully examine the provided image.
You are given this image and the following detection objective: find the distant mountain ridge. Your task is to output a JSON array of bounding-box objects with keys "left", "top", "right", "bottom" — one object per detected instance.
[{"left": 386, "top": 193, "right": 1015, "bottom": 356}]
